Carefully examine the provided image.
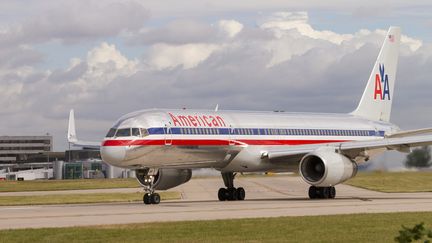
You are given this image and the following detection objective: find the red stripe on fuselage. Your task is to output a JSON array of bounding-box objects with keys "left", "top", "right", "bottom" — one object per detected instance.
[{"left": 101, "top": 139, "right": 347, "bottom": 147}]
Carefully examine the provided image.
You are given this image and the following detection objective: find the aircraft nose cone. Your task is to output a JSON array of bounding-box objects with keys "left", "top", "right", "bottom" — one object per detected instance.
[{"left": 100, "top": 145, "right": 126, "bottom": 166}]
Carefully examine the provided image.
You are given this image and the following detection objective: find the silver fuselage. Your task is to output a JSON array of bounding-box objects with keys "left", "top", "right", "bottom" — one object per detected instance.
[{"left": 100, "top": 109, "right": 399, "bottom": 172}]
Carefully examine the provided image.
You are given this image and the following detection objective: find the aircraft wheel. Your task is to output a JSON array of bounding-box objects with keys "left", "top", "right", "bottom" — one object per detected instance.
[
  {"left": 143, "top": 193, "right": 151, "bottom": 204},
  {"left": 150, "top": 193, "right": 161, "bottom": 204},
  {"left": 218, "top": 188, "right": 228, "bottom": 201},
  {"left": 228, "top": 187, "right": 237, "bottom": 201},
  {"left": 236, "top": 187, "right": 246, "bottom": 200},
  {"left": 329, "top": 186, "right": 336, "bottom": 199},
  {"left": 308, "top": 186, "right": 318, "bottom": 199},
  {"left": 322, "top": 187, "right": 330, "bottom": 199}
]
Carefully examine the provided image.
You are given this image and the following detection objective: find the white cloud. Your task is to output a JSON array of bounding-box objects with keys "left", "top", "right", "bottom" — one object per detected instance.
[
  {"left": 0, "top": 1, "right": 149, "bottom": 46},
  {"left": 87, "top": 42, "right": 137, "bottom": 74},
  {"left": 128, "top": 19, "right": 216, "bottom": 45},
  {"left": 74, "top": 42, "right": 137, "bottom": 89},
  {"left": 259, "top": 12, "right": 352, "bottom": 44},
  {"left": 148, "top": 43, "right": 221, "bottom": 70},
  {"left": 400, "top": 35, "right": 422, "bottom": 52},
  {"left": 218, "top": 20, "right": 243, "bottom": 38}
]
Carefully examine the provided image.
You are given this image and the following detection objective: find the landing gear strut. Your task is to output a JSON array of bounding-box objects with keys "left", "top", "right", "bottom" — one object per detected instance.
[
  {"left": 218, "top": 172, "right": 246, "bottom": 201},
  {"left": 140, "top": 171, "right": 160, "bottom": 205},
  {"left": 308, "top": 186, "right": 336, "bottom": 199}
]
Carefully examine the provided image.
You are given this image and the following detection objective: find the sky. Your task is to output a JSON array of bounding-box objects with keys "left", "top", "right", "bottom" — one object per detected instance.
[{"left": 1, "top": 1, "right": 432, "bottom": 169}]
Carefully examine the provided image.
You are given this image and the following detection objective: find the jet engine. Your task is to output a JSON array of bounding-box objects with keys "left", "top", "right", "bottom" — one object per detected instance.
[
  {"left": 136, "top": 168, "right": 192, "bottom": 190},
  {"left": 299, "top": 148, "right": 358, "bottom": 187}
]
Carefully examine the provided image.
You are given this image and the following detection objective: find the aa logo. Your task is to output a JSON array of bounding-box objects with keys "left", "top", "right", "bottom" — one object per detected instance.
[{"left": 374, "top": 64, "right": 390, "bottom": 100}]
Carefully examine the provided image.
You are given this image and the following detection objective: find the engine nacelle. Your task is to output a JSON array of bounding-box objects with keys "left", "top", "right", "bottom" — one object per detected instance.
[
  {"left": 299, "top": 148, "right": 358, "bottom": 187},
  {"left": 136, "top": 168, "right": 192, "bottom": 190}
]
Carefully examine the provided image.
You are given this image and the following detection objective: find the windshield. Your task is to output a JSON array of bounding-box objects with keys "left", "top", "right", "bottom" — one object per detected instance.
[
  {"left": 106, "top": 127, "right": 149, "bottom": 138},
  {"left": 115, "top": 128, "right": 131, "bottom": 137},
  {"left": 131, "top": 128, "right": 140, "bottom": 136},
  {"left": 106, "top": 128, "right": 116, "bottom": 137}
]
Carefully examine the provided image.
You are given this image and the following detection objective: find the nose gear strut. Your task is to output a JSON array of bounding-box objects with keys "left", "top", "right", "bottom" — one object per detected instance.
[{"left": 136, "top": 169, "right": 160, "bottom": 205}]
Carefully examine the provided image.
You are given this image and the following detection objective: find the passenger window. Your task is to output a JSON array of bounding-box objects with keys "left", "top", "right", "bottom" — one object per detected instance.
[
  {"left": 116, "top": 128, "right": 131, "bottom": 137},
  {"left": 132, "top": 128, "right": 140, "bottom": 137},
  {"left": 106, "top": 128, "right": 117, "bottom": 137}
]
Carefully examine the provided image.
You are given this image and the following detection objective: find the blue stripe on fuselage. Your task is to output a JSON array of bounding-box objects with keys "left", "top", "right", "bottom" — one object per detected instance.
[{"left": 147, "top": 127, "right": 385, "bottom": 137}]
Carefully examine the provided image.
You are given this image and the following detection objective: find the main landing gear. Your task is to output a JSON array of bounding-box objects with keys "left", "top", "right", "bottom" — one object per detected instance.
[
  {"left": 308, "top": 186, "right": 336, "bottom": 199},
  {"left": 218, "top": 172, "right": 246, "bottom": 201},
  {"left": 141, "top": 174, "right": 160, "bottom": 205}
]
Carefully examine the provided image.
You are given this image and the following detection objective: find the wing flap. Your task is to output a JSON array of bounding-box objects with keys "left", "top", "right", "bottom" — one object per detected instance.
[
  {"left": 340, "top": 135, "right": 432, "bottom": 151},
  {"left": 386, "top": 128, "right": 432, "bottom": 138}
]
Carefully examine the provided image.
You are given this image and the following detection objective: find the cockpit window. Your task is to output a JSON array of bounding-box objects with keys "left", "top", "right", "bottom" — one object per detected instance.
[
  {"left": 140, "top": 128, "right": 149, "bottom": 137},
  {"left": 116, "top": 128, "right": 131, "bottom": 137},
  {"left": 131, "top": 128, "right": 140, "bottom": 137},
  {"left": 106, "top": 128, "right": 116, "bottom": 137},
  {"left": 106, "top": 127, "right": 148, "bottom": 138}
]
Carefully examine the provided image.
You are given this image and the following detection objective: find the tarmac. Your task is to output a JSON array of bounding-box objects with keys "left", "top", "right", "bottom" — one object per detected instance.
[{"left": 1, "top": 175, "right": 432, "bottom": 229}]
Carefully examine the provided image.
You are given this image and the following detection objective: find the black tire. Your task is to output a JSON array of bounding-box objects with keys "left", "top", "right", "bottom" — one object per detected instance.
[
  {"left": 236, "top": 187, "right": 246, "bottom": 200},
  {"left": 228, "top": 187, "right": 237, "bottom": 201},
  {"left": 143, "top": 193, "right": 151, "bottom": 204},
  {"left": 322, "top": 187, "right": 330, "bottom": 199},
  {"left": 218, "top": 188, "right": 227, "bottom": 201},
  {"left": 308, "top": 186, "right": 317, "bottom": 199},
  {"left": 329, "top": 186, "right": 336, "bottom": 199},
  {"left": 151, "top": 193, "right": 161, "bottom": 204}
]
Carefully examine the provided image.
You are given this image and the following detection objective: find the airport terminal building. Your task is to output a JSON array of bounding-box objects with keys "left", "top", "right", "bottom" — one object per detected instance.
[
  {"left": 0, "top": 135, "right": 133, "bottom": 180},
  {"left": 0, "top": 135, "right": 53, "bottom": 164}
]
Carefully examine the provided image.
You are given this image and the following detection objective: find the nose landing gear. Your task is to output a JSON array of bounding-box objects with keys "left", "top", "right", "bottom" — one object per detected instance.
[
  {"left": 218, "top": 172, "right": 246, "bottom": 201},
  {"left": 136, "top": 169, "right": 160, "bottom": 205},
  {"left": 141, "top": 174, "right": 161, "bottom": 205}
]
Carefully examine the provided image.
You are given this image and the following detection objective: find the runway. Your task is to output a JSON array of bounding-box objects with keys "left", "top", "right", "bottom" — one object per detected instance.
[{"left": 1, "top": 176, "right": 432, "bottom": 229}]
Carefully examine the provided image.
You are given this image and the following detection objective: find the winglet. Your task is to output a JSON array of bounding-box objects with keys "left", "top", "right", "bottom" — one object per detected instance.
[
  {"left": 67, "top": 109, "right": 78, "bottom": 143},
  {"left": 215, "top": 104, "right": 219, "bottom": 112}
]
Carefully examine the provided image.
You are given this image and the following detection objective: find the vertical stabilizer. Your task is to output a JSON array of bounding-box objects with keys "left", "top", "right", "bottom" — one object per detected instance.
[
  {"left": 68, "top": 109, "right": 78, "bottom": 143},
  {"left": 351, "top": 26, "right": 401, "bottom": 122}
]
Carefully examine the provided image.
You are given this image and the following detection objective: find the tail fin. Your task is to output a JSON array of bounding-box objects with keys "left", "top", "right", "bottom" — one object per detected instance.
[
  {"left": 67, "top": 109, "right": 78, "bottom": 143},
  {"left": 351, "top": 26, "right": 401, "bottom": 122},
  {"left": 67, "top": 109, "right": 101, "bottom": 149}
]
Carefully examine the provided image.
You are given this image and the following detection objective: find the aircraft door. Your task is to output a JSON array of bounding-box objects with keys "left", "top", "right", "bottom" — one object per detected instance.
[
  {"left": 165, "top": 124, "right": 172, "bottom": 145},
  {"left": 229, "top": 126, "right": 236, "bottom": 146}
]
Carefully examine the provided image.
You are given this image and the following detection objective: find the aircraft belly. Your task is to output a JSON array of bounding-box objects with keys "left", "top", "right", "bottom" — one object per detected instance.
[{"left": 122, "top": 145, "right": 230, "bottom": 168}]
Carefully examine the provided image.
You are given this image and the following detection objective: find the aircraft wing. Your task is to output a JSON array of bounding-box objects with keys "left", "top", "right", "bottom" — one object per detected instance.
[
  {"left": 386, "top": 127, "right": 432, "bottom": 138},
  {"left": 267, "top": 133, "right": 432, "bottom": 162},
  {"left": 67, "top": 109, "right": 101, "bottom": 150}
]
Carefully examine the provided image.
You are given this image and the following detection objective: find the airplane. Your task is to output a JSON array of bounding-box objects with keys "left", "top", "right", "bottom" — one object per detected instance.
[{"left": 68, "top": 26, "right": 432, "bottom": 204}]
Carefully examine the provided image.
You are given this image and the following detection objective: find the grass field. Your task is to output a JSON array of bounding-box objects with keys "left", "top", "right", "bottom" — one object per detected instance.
[
  {"left": 0, "top": 178, "right": 140, "bottom": 192},
  {"left": 345, "top": 171, "right": 432, "bottom": 192},
  {"left": 0, "top": 212, "right": 430, "bottom": 242},
  {"left": 0, "top": 191, "right": 180, "bottom": 206}
]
